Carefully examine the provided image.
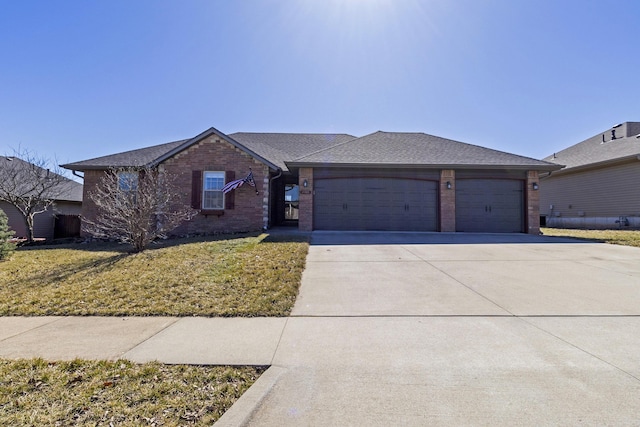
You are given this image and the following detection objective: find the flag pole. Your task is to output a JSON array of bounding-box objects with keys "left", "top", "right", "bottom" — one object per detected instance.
[{"left": 249, "top": 168, "right": 259, "bottom": 195}]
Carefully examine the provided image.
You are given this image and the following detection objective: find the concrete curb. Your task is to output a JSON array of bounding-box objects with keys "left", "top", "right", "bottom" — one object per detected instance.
[{"left": 215, "top": 365, "right": 287, "bottom": 427}]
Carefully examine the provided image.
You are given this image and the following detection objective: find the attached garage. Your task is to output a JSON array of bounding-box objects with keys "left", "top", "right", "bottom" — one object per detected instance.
[
  {"left": 314, "top": 177, "right": 438, "bottom": 231},
  {"left": 283, "top": 131, "right": 561, "bottom": 234},
  {"left": 456, "top": 179, "right": 525, "bottom": 233}
]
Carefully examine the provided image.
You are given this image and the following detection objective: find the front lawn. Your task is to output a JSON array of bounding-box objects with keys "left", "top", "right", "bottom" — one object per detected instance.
[
  {"left": 541, "top": 227, "right": 640, "bottom": 248},
  {"left": 0, "top": 358, "right": 263, "bottom": 426},
  {"left": 0, "top": 233, "right": 309, "bottom": 316}
]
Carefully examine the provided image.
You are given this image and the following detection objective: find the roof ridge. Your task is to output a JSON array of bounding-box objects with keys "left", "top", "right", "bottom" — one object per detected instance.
[
  {"left": 231, "top": 131, "right": 356, "bottom": 137},
  {"left": 156, "top": 127, "right": 281, "bottom": 171},
  {"left": 292, "top": 135, "right": 359, "bottom": 161},
  {"left": 372, "top": 131, "right": 557, "bottom": 164}
]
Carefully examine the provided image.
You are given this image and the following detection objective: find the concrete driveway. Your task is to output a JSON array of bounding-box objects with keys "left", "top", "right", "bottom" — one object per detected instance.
[{"left": 233, "top": 232, "right": 640, "bottom": 426}]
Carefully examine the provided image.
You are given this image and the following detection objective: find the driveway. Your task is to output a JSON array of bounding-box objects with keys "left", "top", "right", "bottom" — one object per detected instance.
[{"left": 237, "top": 232, "right": 640, "bottom": 426}]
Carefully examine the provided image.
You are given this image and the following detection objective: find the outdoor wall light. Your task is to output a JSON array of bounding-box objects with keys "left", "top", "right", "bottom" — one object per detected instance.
[
  {"left": 446, "top": 181, "right": 452, "bottom": 189},
  {"left": 532, "top": 182, "right": 539, "bottom": 190},
  {"left": 303, "top": 179, "right": 308, "bottom": 188}
]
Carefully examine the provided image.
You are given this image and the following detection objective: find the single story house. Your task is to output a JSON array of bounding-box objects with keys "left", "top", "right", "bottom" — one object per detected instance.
[
  {"left": 62, "top": 127, "right": 560, "bottom": 235},
  {"left": 0, "top": 156, "right": 83, "bottom": 240},
  {"left": 540, "top": 121, "right": 640, "bottom": 229}
]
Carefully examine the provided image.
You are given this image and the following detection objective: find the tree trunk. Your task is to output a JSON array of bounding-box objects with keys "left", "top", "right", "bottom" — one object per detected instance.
[{"left": 25, "top": 214, "right": 35, "bottom": 243}]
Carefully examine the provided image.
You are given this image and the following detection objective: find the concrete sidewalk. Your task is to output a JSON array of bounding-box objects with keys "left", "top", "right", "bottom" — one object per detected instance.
[
  {"left": 2, "top": 232, "right": 640, "bottom": 425},
  {"left": 0, "top": 316, "right": 287, "bottom": 365}
]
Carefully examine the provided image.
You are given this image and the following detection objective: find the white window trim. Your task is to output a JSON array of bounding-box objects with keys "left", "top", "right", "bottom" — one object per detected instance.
[{"left": 202, "top": 171, "right": 225, "bottom": 210}]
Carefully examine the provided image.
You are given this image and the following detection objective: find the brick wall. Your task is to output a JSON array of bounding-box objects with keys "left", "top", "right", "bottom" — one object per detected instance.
[
  {"left": 439, "top": 169, "right": 455, "bottom": 232},
  {"left": 162, "top": 136, "right": 268, "bottom": 235},
  {"left": 527, "top": 170, "right": 540, "bottom": 234},
  {"left": 79, "top": 169, "right": 103, "bottom": 236},
  {"left": 298, "top": 167, "right": 314, "bottom": 231},
  {"left": 81, "top": 137, "right": 269, "bottom": 237}
]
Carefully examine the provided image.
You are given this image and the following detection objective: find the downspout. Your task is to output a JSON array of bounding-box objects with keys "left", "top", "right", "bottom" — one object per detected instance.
[{"left": 72, "top": 170, "right": 84, "bottom": 180}]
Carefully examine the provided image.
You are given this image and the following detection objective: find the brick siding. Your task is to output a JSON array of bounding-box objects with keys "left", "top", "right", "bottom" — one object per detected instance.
[
  {"left": 298, "top": 168, "right": 314, "bottom": 231},
  {"left": 527, "top": 170, "right": 540, "bottom": 234},
  {"left": 163, "top": 136, "right": 268, "bottom": 235},
  {"left": 79, "top": 170, "right": 103, "bottom": 236},
  {"left": 439, "top": 169, "right": 455, "bottom": 232},
  {"left": 81, "top": 137, "right": 270, "bottom": 237}
]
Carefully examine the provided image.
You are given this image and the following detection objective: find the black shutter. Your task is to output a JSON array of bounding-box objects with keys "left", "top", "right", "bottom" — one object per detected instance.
[
  {"left": 191, "top": 170, "right": 202, "bottom": 209},
  {"left": 225, "top": 170, "right": 235, "bottom": 210}
]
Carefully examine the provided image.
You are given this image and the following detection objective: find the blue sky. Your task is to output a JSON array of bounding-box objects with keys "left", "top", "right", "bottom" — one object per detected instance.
[{"left": 1, "top": 0, "right": 639, "bottom": 172}]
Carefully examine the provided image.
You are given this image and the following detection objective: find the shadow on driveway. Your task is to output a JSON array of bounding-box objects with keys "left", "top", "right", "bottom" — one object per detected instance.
[{"left": 310, "top": 231, "right": 591, "bottom": 245}]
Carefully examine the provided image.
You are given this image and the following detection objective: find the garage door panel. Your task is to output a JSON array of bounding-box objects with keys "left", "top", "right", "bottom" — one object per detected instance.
[
  {"left": 314, "top": 178, "right": 437, "bottom": 231},
  {"left": 456, "top": 179, "right": 524, "bottom": 233}
]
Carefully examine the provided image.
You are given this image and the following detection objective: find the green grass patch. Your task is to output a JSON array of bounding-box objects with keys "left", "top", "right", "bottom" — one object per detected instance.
[
  {"left": 0, "top": 233, "right": 309, "bottom": 316},
  {"left": 541, "top": 227, "right": 640, "bottom": 248},
  {"left": 0, "top": 358, "right": 264, "bottom": 426}
]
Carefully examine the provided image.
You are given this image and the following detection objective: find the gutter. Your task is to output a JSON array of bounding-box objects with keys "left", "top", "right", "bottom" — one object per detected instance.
[
  {"left": 544, "top": 154, "right": 640, "bottom": 177},
  {"left": 285, "top": 161, "right": 563, "bottom": 172}
]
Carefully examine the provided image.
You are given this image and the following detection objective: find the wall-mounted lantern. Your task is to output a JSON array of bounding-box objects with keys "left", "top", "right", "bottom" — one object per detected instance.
[
  {"left": 446, "top": 181, "right": 452, "bottom": 189},
  {"left": 303, "top": 179, "right": 308, "bottom": 188},
  {"left": 532, "top": 182, "right": 539, "bottom": 190}
]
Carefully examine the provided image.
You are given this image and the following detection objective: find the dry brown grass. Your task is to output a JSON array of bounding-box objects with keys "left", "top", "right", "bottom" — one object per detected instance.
[
  {"left": 0, "top": 358, "right": 264, "bottom": 426},
  {"left": 541, "top": 228, "right": 640, "bottom": 248},
  {"left": 0, "top": 233, "right": 308, "bottom": 316}
]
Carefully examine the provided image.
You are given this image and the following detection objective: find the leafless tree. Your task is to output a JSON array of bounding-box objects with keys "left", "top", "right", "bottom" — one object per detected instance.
[
  {"left": 83, "top": 166, "right": 197, "bottom": 252},
  {"left": 0, "top": 148, "right": 72, "bottom": 243}
]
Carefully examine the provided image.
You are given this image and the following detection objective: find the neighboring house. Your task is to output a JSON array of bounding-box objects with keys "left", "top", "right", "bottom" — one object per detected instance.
[
  {"left": 540, "top": 122, "right": 640, "bottom": 229},
  {"left": 0, "top": 157, "right": 83, "bottom": 240},
  {"left": 62, "top": 127, "right": 560, "bottom": 235}
]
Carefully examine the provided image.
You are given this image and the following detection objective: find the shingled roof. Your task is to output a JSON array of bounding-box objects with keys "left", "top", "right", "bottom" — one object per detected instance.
[
  {"left": 62, "top": 130, "right": 356, "bottom": 173},
  {"left": 61, "top": 139, "right": 189, "bottom": 170},
  {"left": 287, "top": 131, "right": 561, "bottom": 170},
  {"left": 62, "top": 128, "right": 560, "bottom": 174},
  {"left": 0, "top": 156, "right": 83, "bottom": 202},
  {"left": 542, "top": 122, "right": 640, "bottom": 172},
  {"left": 230, "top": 132, "right": 357, "bottom": 170}
]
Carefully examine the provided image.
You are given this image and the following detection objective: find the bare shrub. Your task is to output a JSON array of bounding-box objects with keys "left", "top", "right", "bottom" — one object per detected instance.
[{"left": 83, "top": 166, "right": 197, "bottom": 252}]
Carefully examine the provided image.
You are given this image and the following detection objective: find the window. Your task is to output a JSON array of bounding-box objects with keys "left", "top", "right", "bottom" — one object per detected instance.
[
  {"left": 118, "top": 172, "right": 138, "bottom": 192},
  {"left": 284, "top": 184, "right": 299, "bottom": 220},
  {"left": 203, "top": 171, "right": 225, "bottom": 209}
]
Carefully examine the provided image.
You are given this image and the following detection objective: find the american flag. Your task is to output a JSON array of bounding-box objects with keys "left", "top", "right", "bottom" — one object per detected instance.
[{"left": 222, "top": 170, "right": 256, "bottom": 194}]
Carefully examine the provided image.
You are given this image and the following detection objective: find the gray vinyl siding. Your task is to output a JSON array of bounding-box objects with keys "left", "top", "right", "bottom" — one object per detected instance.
[
  {"left": 540, "top": 161, "right": 640, "bottom": 218},
  {"left": 55, "top": 201, "right": 82, "bottom": 215},
  {"left": 0, "top": 201, "right": 58, "bottom": 240},
  {"left": 0, "top": 201, "right": 26, "bottom": 238}
]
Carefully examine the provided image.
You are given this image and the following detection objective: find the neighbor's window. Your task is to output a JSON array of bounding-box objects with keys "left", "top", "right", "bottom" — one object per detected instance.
[
  {"left": 118, "top": 172, "right": 138, "bottom": 192},
  {"left": 203, "top": 171, "right": 225, "bottom": 209}
]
